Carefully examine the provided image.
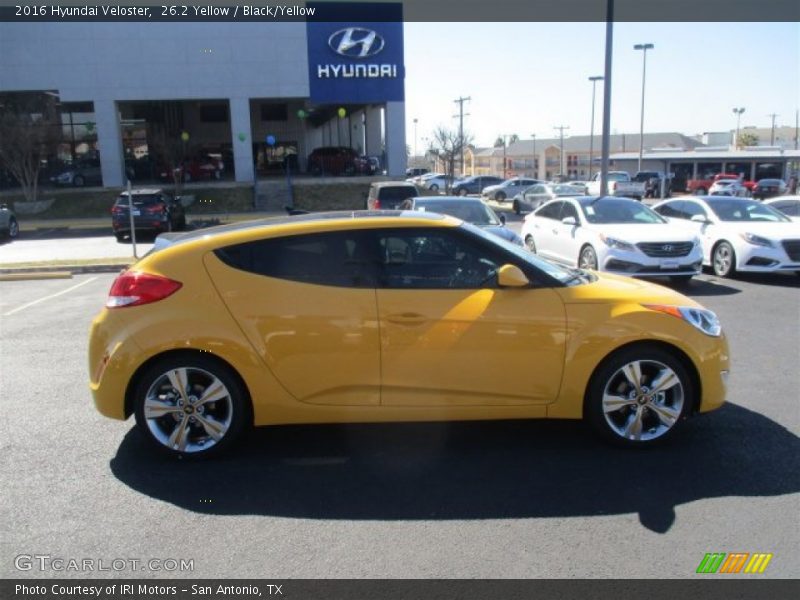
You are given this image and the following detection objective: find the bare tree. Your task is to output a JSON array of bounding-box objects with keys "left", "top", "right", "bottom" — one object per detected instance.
[
  {"left": 431, "top": 126, "right": 473, "bottom": 193},
  {"left": 149, "top": 128, "right": 192, "bottom": 198},
  {"left": 0, "top": 93, "right": 60, "bottom": 203}
]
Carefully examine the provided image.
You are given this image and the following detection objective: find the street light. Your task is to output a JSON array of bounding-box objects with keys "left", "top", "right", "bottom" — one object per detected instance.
[
  {"left": 530, "top": 134, "right": 536, "bottom": 178},
  {"left": 633, "top": 43, "right": 654, "bottom": 173},
  {"left": 732, "top": 107, "right": 745, "bottom": 147},
  {"left": 588, "top": 76, "right": 604, "bottom": 179},
  {"left": 413, "top": 118, "right": 418, "bottom": 160}
]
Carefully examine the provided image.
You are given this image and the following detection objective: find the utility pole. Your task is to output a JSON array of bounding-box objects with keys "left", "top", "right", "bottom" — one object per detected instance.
[
  {"left": 588, "top": 76, "right": 603, "bottom": 179},
  {"left": 413, "top": 118, "right": 418, "bottom": 160},
  {"left": 553, "top": 125, "right": 569, "bottom": 180},
  {"left": 767, "top": 113, "right": 778, "bottom": 145},
  {"left": 599, "top": 0, "right": 614, "bottom": 197},
  {"left": 732, "top": 107, "right": 745, "bottom": 147},
  {"left": 530, "top": 134, "right": 537, "bottom": 178},
  {"left": 634, "top": 43, "right": 654, "bottom": 173},
  {"left": 453, "top": 96, "right": 471, "bottom": 176}
]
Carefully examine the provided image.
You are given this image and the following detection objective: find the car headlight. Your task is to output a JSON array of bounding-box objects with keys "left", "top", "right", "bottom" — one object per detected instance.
[
  {"left": 600, "top": 234, "right": 635, "bottom": 252},
  {"left": 642, "top": 304, "right": 722, "bottom": 337},
  {"left": 740, "top": 232, "right": 774, "bottom": 248}
]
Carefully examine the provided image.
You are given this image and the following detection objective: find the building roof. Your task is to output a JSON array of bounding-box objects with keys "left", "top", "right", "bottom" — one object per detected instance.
[
  {"left": 496, "top": 132, "right": 704, "bottom": 157},
  {"left": 610, "top": 148, "right": 800, "bottom": 161}
]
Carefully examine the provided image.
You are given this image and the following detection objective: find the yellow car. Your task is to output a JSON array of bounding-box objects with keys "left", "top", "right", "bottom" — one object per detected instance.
[{"left": 89, "top": 211, "right": 729, "bottom": 457}]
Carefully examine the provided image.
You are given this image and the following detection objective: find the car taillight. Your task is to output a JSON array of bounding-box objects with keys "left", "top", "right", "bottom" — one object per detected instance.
[
  {"left": 106, "top": 271, "right": 182, "bottom": 308},
  {"left": 144, "top": 204, "right": 164, "bottom": 214},
  {"left": 111, "top": 205, "right": 123, "bottom": 215},
  {"left": 373, "top": 199, "right": 381, "bottom": 209}
]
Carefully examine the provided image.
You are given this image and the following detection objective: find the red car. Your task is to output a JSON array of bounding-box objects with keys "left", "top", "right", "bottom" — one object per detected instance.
[
  {"left": 159, "top": 155, "right": 224, "bottom": 183},
  {"left": 307, "top": 146, "right": 359, "bottom": 176},
  {"left": 686, "top": 173, "right": 755, "bottom": 195}
]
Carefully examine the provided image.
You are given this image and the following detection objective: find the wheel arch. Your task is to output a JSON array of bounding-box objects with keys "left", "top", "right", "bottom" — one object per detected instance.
[
  {"left": 123, "top": 348, "right": 253, "bottom": 421},
  {"left": 711, "top": 238, "right": 737, "bottom": 270},
  {"left": 581, "top": 339, "right": 702, "bottom": 418}
]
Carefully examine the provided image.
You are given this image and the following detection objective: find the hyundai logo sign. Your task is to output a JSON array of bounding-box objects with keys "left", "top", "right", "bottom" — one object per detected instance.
[{"left": 328, "top": 28, "right": 385, "bottom": 58}]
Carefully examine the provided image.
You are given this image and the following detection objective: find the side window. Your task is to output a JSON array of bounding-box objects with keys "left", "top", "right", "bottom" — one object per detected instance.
[
  {"left": 655, "top": 201, "right": 684, "bottom": 219},
  {"left": 559, "top": 202, "right": 579, "bottom": 222},
  {"left": 682, "top": 202, "right": 707, "bottom": 219},
  {"left": 214, "top": 231, "right": 378, "bottom": 288},
  {"left": 537, "top": 201, "right": 563, "bottom": 220},
  {"left": 376, "top": 228, "right": 503, "bottom": 289},
  {"left": 528, "top": 185, "right": 544, "bottom": 195}
]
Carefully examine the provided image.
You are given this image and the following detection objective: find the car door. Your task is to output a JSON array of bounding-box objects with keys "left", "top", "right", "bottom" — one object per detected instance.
[
  {"left": 524, "top": 184, "right": 547, "bottom": 210},
  {"left": 528, "top": 201, "right": 564, "bottom": 261},
  {"left": 549, "top": 200, "right": 582, "bottom": 265},
  {"left": 373, "top": 226, "right": 565, "bottom": 407},
  {"left": 205, "top": 229, "right": 382, "bottom": 406}
]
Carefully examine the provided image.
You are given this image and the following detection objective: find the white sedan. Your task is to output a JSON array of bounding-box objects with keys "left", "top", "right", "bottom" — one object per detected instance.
[
  {"left": 521, "top": 196, "right": 703, "bottom": 281},
  {"left": 652, "top": 196, "right": 800, "bottom": 277},
  {"left": 708, "top": 179, "right": 748, "bottom": 197},
  {"left": 764, "top": 196, "right": 800, "bottom": 222}
]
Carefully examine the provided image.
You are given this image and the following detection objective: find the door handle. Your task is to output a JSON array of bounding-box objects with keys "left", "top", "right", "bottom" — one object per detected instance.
[{"left": 386, "top": 312, "right": 427, "bottom": 325}]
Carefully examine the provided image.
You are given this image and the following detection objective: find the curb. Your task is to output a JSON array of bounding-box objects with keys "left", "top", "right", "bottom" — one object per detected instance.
[{"left": 0, "top": 263, "right": 129, "bottom": 279}]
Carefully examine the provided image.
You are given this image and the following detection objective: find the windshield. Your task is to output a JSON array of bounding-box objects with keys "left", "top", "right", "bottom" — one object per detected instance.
[
  {"left": 579, "top": 198, "right": 666, "bottom": 224},
  {"left": 460, "top": 221, "right": 579, "bottom": 285},
  {"left": 707, "top": 199, "right": 791, "bottom": 222},
  {"left": 416, "top": 200, "right": 501, "bottom": 225},
  {"left": 553, "top": 184, "right": 583, "bottom": 195},
  {"left": 607, "top": 172, "right": 629, "bottom": 182}
]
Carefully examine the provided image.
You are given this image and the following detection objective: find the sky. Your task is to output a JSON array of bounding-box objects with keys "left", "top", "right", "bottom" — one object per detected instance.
[{"left": 403, "top": 22, "right": 800, "bottom": 151}]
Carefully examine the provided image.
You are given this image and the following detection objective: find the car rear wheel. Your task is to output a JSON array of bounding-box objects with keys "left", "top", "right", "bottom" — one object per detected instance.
[
  {"left": 586, "top": 345, "right": 692, "bottom": 447},
  {"left": 579, "top": 245, "right": 598, "bottom": 270},
  {"left": 133, "top": 355, "right": 250, "bottom": 458},
  {"left": 458, "top": 188, "right": 468, "bottom": 196},
  {"left": 513, "top": 200, "right": 521, "bottom": 215},
  {"left": 712, "top": 241, "right": 736, "bottom": 278},
  {"left": 524, "top": 235, "right": 536, "bottom": 253},
  {"left": 6, "top": 217, "right": 19, "bottom": 239},
  {"left": 114, "top": 232, "right": 125, "bottom": 243},
  {"left": 429, "top": 184, "right": 439, "bottom": 192}
]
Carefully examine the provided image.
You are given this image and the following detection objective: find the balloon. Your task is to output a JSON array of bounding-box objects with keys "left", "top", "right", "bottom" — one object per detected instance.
[
  {"left": 238, "top": 132, "right": 246, "bottom": 142},
  {"left": 266, "top": 135, "right": 276, "bottom": 146},
  {"left": 297, "top": 109, "right": 306, "bottom": 119},
  {"left": 337, "top": 107, "right": 346, "bottom": 118},
  {"left": 180, "top": 131, "right": 190, "bottom": 142}
]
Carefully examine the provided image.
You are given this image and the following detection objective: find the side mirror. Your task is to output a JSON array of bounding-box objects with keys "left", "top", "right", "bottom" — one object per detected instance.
[
  {"left": 497, "top": 264, "right": 530, "bottom": 288},
  {"left": 561, "top": 216, "right": 577, "bottom": 226},
  {"left": 499, "top": 214, "right": 506, "bottom": 225},
  {"left": 690, "top": 214, "right": 709, "bottom": 224}
]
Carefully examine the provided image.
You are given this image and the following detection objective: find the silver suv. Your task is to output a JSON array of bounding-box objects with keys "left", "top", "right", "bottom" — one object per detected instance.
[{"left": 366, "top": 182, "right": 419, "bottom": 210}]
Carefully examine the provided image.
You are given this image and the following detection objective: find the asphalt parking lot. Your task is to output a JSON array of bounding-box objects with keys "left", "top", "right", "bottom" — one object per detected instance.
[{"left": 1, "top": 234, "right": 799, "bottom": 579}]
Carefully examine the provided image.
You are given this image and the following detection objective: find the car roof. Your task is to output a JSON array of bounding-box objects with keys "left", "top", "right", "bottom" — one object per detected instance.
[
  {"left": 148, "top": 210, "right": 458, "bottom": 254},
  {"left": 412, "top": 195, "right": 483, "bottom": 203},
  {"left": 117, "top": 188, "right": 164, "bottom": 196},
  {"left": 370, "top": 181, "right": 417, "bottom": 189}
]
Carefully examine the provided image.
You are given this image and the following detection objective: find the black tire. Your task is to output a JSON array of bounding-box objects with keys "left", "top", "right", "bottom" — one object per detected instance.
[
  {"left": 585, "top": 344, "right": 694, "bottom": 447},
  {"left": 579, "top": 245, "right": 598, "bottom": 270},
  {"left": 457, "top": 188, "right": 468, "bottom": 196},
  {"left": 513, "top": 200, "right": 521, "bottom": 215},
  {"left": 694, "top": 187, "right": 706, "bottom": 196},
  {"left": 73, "top": 175, "right": 85, "bottom": 187},
  {"left": 133, "top": 354, "right": 251, "bottom": 459},
  {"left": 429, "top": 184, "right": 439, "bottom": 192},
  {"left": 496, "top": 191, "right": 507, "bottom": 202},
  {"left": 524, "top": 235, "right": 536, "bottom": 253},
  {"left": 7, "top": 217, "right": 19, "bottom": 239},
  {"left": 712, "top": 241, "right": 736, "bottom": 278},
  {"left": 114, "top": 232, "right": 125, "bottom": 243}
]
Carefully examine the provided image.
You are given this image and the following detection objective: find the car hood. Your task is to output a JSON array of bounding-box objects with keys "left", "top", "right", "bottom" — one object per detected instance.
[
  {"left": 715, "top": 220, "right": 800, "bottom": 239},
  {"left": 482, "top": 225, "right": 518, "bottom": 241},
  {"left": 557, "top": 271, "right": 704, "bottom": 308},
  {"left": 585, "top": 223, "right": 697, "bottom": 243}
]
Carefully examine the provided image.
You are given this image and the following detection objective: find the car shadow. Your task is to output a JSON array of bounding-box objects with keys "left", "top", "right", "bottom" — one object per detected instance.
[
  {"left": 732, "top": 272, "right": 800, "bottom": 288},
  {"left": 110, "top": 403, "right": 799, "bottom": 533},
  {"left": 663, "top": 277, "right": 741, "bottom": 296}
]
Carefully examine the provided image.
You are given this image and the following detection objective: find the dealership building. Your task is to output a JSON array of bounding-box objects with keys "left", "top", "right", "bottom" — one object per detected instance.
[{"left": 0, "top": 3, "right": 407, "bottom": 187}]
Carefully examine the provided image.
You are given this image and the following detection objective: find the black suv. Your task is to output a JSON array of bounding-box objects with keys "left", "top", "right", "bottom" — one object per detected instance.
[{"left": 111, "top": 189, "right": 186, "bottom": 241}]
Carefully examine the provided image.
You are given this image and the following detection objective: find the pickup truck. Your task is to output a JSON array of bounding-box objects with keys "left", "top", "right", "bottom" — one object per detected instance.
[
  {"left": 585, "top": 171, "right": 646, "bottom": 200},
  {"left": 686, "top": 173, "right": 756, "bottom": 195}
]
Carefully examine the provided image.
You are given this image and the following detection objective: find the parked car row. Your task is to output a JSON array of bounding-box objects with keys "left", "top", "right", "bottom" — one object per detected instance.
[{"left": 519, "top": 195, "right": 800, "bottom": 281}]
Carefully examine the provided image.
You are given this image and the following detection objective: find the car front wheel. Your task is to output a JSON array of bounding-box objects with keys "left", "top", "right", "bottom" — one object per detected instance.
[
  {"left": 133, "top": 354, "right": 250, "bottom": 458},
  {"left": 712, "top": 241, "right": 736, "bottom": 278},
  {"left": 579, "top": 245, "right": 598, "bottom": 270},
  {"left": 524, "top": 235, "right": 536, "bottom": 253},
  {"left": 586, "top": 345, "right": 693, "bottom": 447},
  {"left": 6, "top": 217, "right": 19, "bottom": 239}
]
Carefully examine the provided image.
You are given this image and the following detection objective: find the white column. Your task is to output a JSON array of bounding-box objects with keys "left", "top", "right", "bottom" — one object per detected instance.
[
  {"left": 229, "top": 97, "right": 254, "bottom": 183},
  {"left": 94, "top": 99, "right": 125, "bottom": 187},
  {"left": 385, "top": 101, "right": 406, "bottom": 177}
]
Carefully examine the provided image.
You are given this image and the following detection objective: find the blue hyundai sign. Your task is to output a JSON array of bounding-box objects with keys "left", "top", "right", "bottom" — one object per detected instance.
[{"left": 306, "top": 3, "right": 404, "bottom": 104}]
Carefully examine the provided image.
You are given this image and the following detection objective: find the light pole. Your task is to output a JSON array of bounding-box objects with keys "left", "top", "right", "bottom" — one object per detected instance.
[
  {"left": 530, "top": 134, "right": 536, "bottom": 178},
  {"left": 633, "top": 43, "right": 654, "bottom": 173},
  {"left": 553, "top": 125, "right": 569, "bottom": 180},
  {"left": 588, "top": 75, "right": 603, "bottom": 179},
  {"left": 413, "top": 118, "right": 418, "bottom": 161},
  {"left": 732, "top": 107, "right": 745, "bottom": 147}
]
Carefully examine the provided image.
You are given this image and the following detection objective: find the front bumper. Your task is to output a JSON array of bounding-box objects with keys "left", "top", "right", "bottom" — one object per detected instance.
[
  {"left": 733, "top": 242, "right": 800, "bottom": 273},
  {"left": 600, "top": 245, "right": 704, "bottom": 278}
]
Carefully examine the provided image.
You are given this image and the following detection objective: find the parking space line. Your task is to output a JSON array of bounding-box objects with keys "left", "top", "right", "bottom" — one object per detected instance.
[{"left": 3, "top": 276, "right": 99, "bottom": 316}]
